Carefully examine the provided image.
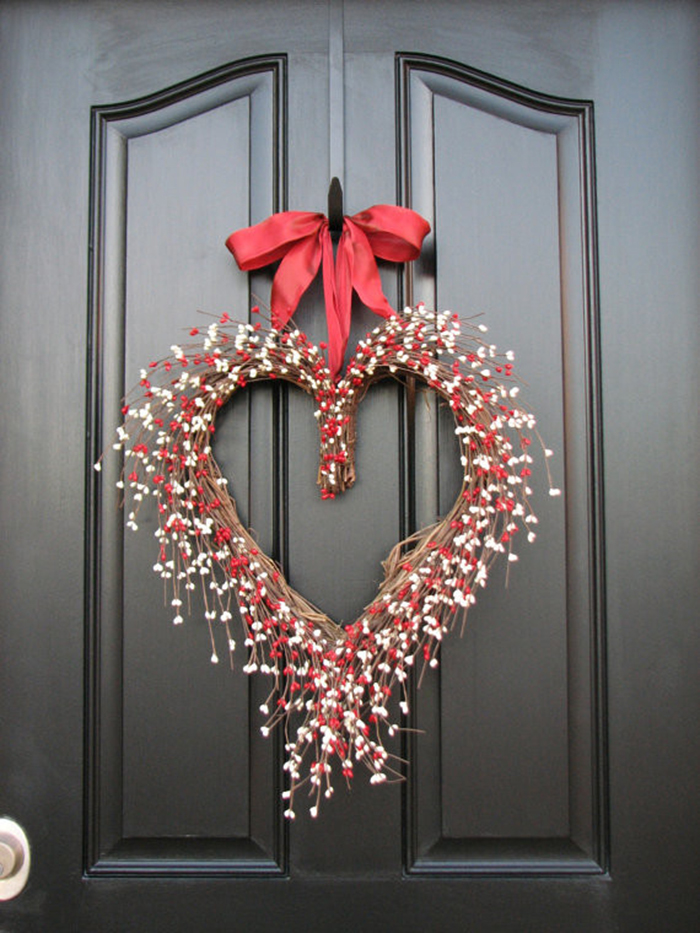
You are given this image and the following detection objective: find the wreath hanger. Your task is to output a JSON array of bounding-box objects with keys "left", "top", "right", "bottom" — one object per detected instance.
[{"left": 327, "top": 176, "right": 344, "bottom": 239}]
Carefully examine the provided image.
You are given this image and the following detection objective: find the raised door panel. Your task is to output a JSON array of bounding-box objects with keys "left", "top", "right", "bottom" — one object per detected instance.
[
  {"left": 87, "top": 58, "right": 287, "bottom": 874},
  {"left": 398, "top": 56, "right": 606, "bottom": 874}
]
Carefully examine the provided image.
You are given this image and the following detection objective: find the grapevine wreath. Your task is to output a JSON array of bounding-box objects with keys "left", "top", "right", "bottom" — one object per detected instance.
[{"left": 99, "top": 204, "right": 559, "bottom": 819}]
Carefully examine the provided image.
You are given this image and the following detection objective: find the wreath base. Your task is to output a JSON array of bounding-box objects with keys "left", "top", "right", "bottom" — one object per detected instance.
[{"left": 104, "top": 304, "right": 558, "bottom": 818}]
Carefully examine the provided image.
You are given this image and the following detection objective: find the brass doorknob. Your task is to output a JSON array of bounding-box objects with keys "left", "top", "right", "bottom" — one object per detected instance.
[{"left": 0, "top": 818, "right": 30, "bottom": 900}]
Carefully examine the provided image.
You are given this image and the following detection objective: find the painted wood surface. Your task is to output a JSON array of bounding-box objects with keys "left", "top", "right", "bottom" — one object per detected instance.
[{"left": 0, "top": 2, "right": 698, "bottom": 930}]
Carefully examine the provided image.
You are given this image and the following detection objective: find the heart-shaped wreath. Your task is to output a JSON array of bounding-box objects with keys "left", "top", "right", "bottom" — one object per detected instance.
[{"left": 101, "top": 303, "right": 559, "bottom": 819}]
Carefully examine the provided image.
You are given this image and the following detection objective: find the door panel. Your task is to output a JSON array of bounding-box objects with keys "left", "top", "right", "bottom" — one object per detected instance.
[
  {"left": 87, "top": 56, "right": 286, "bottom": 874},
  {"left": 399, "top": 55, "right": 605, "bottom": 874},
  {"left": 1, "top": 2, "right": 698, "bottom": 931}
]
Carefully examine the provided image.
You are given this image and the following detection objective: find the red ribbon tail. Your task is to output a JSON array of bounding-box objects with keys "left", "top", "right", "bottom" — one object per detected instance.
[
  {"left": 329, "top": 231, "right": 354, "bottom": 378},
  {"left": 270, "top": 233, "right": 323, "bottom": 329},
  {"left": 320, "top": 230, "right": 347, "bottom": 379},
  {"left": 344, "top": 221, "right": 395, "bottom": 319}
]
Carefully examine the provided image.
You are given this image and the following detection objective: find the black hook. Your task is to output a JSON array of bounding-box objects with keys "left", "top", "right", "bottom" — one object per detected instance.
[{"left": 328, "top": 177, "right": 344, "bottom": 238}]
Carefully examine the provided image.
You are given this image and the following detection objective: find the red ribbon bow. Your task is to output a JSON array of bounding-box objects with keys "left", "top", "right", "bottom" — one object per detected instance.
[{"left": 226, "top": 205, "right": 430, "bottom": 378}]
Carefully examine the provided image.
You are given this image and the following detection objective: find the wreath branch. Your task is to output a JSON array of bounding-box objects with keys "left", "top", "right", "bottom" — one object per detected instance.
[{"left": 100, "top": 304, "right": 559, "bottom": 819}]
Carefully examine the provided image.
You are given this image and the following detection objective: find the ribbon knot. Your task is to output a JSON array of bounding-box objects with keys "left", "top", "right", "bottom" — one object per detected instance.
[{"left": 226, "top": 205, "right": 430, "bottom": 378}]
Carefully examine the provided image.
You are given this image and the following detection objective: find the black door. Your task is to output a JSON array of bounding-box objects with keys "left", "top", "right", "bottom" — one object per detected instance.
[{"left": 1, "top": 2, "right": 698, "bottom": 930}]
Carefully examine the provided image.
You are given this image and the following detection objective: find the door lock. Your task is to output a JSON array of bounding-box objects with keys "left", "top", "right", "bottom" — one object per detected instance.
[{"left": 0, "top": 818, "right": 30, "bottom": 900}]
